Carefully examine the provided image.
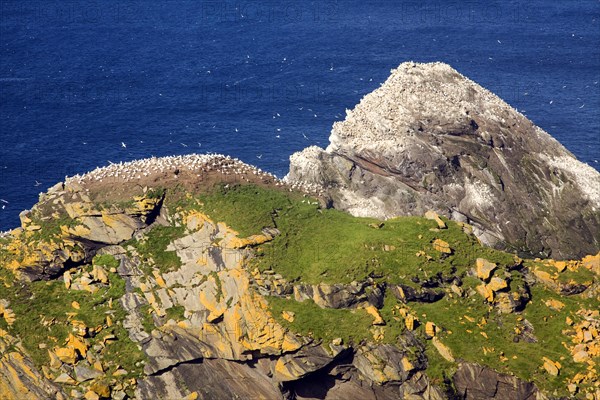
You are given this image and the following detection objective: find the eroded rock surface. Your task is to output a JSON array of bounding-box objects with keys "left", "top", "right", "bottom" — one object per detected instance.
[
  {"left": 287, "top": 62, "right": 600, "bottom": 259},
  {"left": 453, "top": 362, "right": 541, "bottom": 400},
  {"left": 0, "top": 330, "right": 67, "bottom": 400}
]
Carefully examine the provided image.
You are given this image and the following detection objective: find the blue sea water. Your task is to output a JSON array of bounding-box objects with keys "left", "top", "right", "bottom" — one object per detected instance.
[{"left": 0, "top": 0, "right": 599, "bottom": 230}]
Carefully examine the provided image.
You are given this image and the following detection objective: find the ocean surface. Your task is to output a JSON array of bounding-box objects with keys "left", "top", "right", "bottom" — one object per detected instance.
[{"left": 1, "top": 0, "right": 599, "bottom": 230}]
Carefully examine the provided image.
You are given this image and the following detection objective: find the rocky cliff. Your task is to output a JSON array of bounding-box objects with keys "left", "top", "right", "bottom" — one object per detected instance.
[
  {"left": 1, "top": 64, "right": 600, "bottom": 400},
  {"left": 287, "top": 62, "right": 600, "bottom": 260},
  {"left": 0, "top": 153, "right": 598, "bottom": 399}
]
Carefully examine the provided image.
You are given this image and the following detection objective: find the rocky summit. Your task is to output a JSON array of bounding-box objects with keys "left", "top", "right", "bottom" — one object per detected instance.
[
  {"left": 287, "top": 62, "right": 600, "bottom": 260},
  {"left": 0, "top": 66, "right": 599, "bottom": 400}
]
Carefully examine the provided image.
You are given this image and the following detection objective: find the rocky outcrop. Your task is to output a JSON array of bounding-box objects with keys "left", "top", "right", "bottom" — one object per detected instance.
[
  {"left": 1, "top": 151, "right": 597, "bottom": 398},
  {"left": 0, "top": 330, "right": 67, "bottom": 400},
  {"left": 287, "top": 62, "right": 600, "bottom": 259},
  {"left": 453, "top": 363, "right": 541, "bottom": 400},
  {"left": 136, "top": 358, "right": 283, "bottom": 400},
  {"left": 293, "top": 281, "right": 385, "bottom": 309},
  {"left": 3, "top": 182, "right": 162, "bottom": 281},
  {"left": 389, "top": 284, "right": 444, "bottom": 303},
  {"left": 354, "top": 342, "right": 425, "bottom": 385}
]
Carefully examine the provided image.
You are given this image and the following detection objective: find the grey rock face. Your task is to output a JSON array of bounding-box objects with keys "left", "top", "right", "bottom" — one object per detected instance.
[
  {"left": 453, "top": 362, "right": 541, "bottom": 400},
  {"left": 136, "top": 358, "right": 283, "bottom": 400},
  {"left": 293, "top": 281, "right": 385, "bottom": 309},
  {"left": 288, "top": 62, "right": 600, "bottom": 259}
]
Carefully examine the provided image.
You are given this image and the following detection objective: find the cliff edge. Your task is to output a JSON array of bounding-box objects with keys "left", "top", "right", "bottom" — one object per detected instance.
[
  {"left": 287, "top": 62, "right": 600, "bottom": 259},
  {"left": 0, "top": 154, "right": 598, "bottom": 399}
]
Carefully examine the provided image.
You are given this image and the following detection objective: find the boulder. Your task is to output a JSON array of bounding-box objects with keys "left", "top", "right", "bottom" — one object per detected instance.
[
  {"left": 432, "top": 337, "right": 454, "bottom": 362},
  {"left": 354, "top": 343, "right": 420, "bottom": 385},
  {"left": 293, "top": 281, "right": 384, "bottom": 309},
  {"left": 475, "top": 258, "right": 496, "bottom": 281},
  {"left": 424, "top": 210, "right": 447, "bottom": 229},
  {"left": 398, "top": 372, "right": 447, "bottom": 400},
  {"left": 287, "top": 62, "right": 600, "bottom": 259},
  {"left": 389, "top": 284, "right": 444, "bottom": 303},
  {"left": 273, "top": 343, "right": 346, "bottom": 382}
]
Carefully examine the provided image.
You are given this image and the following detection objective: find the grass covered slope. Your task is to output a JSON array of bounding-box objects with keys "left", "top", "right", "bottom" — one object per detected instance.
[
  {"left": 0, "top": 181, "right": 598, "bottom": 399},
  {"left": 0, "top": 253, "right": 144, "bottom": 398},
  {"left": 175, "top": 183, "right": 599, "bottom": 397}
]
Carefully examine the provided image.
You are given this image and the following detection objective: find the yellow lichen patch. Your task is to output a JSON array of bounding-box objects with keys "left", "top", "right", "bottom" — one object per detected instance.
[
  {"left": 432, "top": 239, "right": 451, "bottom": 254},
  {"left": 425, "top": 322, "right": 437, "bottom": 338},
  {"left": 532, "top": 268, "right": 556, "bottom": 287},
  {"left": 371, "top": 326, "right": 385, "bottom": 341},
  {"left": 91, "top": 265, "right": 109, "bottom": 285},
  {"left": 66, "top": 333, "right": 88, "bottom": 357},
  {"left": 63, "top": 224, "right": 91, "bottom": 238},
  {"left": 463, "top": 315, "right": 475, "bottom": 323},
  {"left": 152, "top": 270, "right": 167, "bottom": 288},
  {"left": 487, "top": 277, "right": 508, "bottom": 292},
  {"left": 475, "top": 258, "right": 497, "bottom": 281},
  {"left": 544, "top": 298, "right": 565, "bottom": 311},
  {"left": 181, "top": 210, "right": 211, "bottom": 231},
  {"left": 281, "top": 311, "right": 295, "bottom": 323},
  {"left": 563, "top": 308, "right": 600, "bottom": 387},
  {"left": 364, "top": 305, "right": 385, "bottom": 326},
  {"left": 70, "top": 320, "right": 87, "bottom": 337},
  {"left": 424, "top": 210, "right": 446, "bottom": 229},
  {"left": 581, "top": 252, "right": 600, "bottom": 275},
  {"left": 185, "top": 392, "right": 199, "bottom": 400},
  {"left": 542, "top": 357, "right": 560, "bottom": 376},
  {"left": 551, "top": 260, "right": 568, "bottom": 273},
  {"left": 224, "top": 234, "right": 273, "bottom": 249},
  {"left": 90, "top": 381, "right": 111, "bottom": 398},
  {"left": 405, "top": 314, "right": 417, "bottom": 331},
  {"left": 401, "top": 357, "right": 414, "bottom": 372},
  {"left": 63, "top": 271, "right": 72, "bottom": 289},
  {"left": 281, "top": 333, "right": 302, "bottom": 353},
  {"left": 432, "top": 337, "right": 455, "bottom": 362},
  {"left": 476, "top": 284, "right": 495, "bottom": 302},
  {"left": 131, "top": 195, "right": 162, "bottom": 214},
  {"left": 54, "top": 346, "right": 78, "bottom": 365},
  {"left": 0, "top": 300, "right": 16, "bottom": 326}
]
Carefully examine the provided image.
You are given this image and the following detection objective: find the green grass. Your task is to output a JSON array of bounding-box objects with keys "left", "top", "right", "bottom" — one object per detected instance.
[
  {"left": 169, "top": 183, "right": 516, "bottom": 287},
  {"left": 138, "top": 303, "right": 157, "bottom": 334},
  {"left": 268, "top": 297, "right": 373, "bottom": 345},
  {"left": 165, "top": 305, "right": 186, "bottom": 322},
  {"left": 3, "top": 182, "right": 596, "bottom": 398},
  {"left": 0, "top": 264, "right": 146, "bottom": 381},
  {"left": 195, "top": 184, "right": 294, "bottom": 237},
  {"left": 209, "top": 271, "right": 223, "bottom": 302},
  {"left": 28, "top": 215, "right": 83, "bottom": 243},
  {"left": 146, "top": 187, "right": 165, "bottom": 200},
  {"left": 256, "top": 201, "right": 515, "bottom": 285},
  {"left": 126, "top": 224, "right": 184, "bottom": 273},
  {"left": 409, "top": 283, "right": 597, "bottom": 397},
  {"left": 93, "top": 254, "right": 120, "bottom": 269}
]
